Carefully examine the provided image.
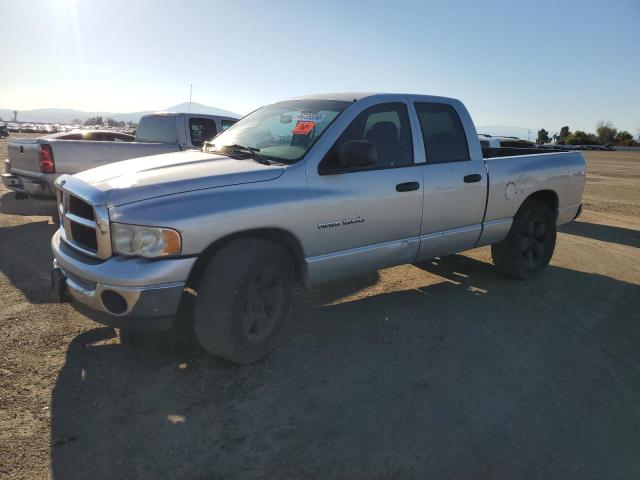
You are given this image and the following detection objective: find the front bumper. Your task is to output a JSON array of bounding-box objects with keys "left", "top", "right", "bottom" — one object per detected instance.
[
  {"left": 1, "top": 171, "right": 54, "bottom": 198},
  {"left": 51, "top": 230, "right": 197, "bottom": 330}
]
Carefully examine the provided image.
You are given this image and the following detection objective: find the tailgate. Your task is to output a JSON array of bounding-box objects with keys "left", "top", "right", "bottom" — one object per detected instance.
[{"left": 7, "top": 138, "right": 40, "bottom": 172}]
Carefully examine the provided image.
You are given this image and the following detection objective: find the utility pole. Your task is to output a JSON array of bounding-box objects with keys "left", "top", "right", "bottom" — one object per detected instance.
[
  {"left": 188, "top": 84, "right": 193, "bottom": 113},
  {"left": 528, "top": 129, "right": 531, "bottom": 141}
]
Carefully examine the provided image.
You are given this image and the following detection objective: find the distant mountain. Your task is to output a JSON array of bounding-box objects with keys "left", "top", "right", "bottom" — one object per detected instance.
[
  {"left": 0, "top": 102, "right": 240, "bottom": 124},
  {"left": 164, "top": 102, "right": 239, "bottom": 119}
]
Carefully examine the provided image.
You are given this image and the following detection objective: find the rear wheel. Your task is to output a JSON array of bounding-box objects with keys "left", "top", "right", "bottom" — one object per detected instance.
[
  {"left": 193, "top": 238, "right": 294, "bottom": 364},
  {"left": 491, "top": 200, "right": 556, "bottom": 280}
]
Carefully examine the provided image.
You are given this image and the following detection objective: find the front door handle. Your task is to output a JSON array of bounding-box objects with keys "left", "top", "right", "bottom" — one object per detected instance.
[
  {"left": 463, "top": 174, "right": 482, "bottom": 183},
  {"left": 396, "top": 181, "right": 420, "bottom": 192}
]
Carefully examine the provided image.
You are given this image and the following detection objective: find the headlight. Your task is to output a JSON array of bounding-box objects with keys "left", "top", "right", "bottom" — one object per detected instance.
[{"left": 111, "top": 223, "right": 181, "bottom": 258}]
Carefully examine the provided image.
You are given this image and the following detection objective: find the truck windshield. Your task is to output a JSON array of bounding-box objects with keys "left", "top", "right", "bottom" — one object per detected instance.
[{"left": 205, "top": 99, "right": 351, "bottom": 163}]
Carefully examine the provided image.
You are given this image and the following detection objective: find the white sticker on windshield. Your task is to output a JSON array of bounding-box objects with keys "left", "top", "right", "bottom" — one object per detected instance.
[{"left": 296, "top": 112, "right": 324, "bottom": 122}]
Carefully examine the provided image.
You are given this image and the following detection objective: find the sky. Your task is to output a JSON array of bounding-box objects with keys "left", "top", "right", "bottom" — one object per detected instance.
[{"left": 2, "top": 0, "right": 639, "bottom": 134}]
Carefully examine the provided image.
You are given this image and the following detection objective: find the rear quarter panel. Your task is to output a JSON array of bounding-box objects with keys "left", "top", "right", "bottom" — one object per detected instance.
[{"left": 479, "top": 151, "right": 585, "bottom": 245}]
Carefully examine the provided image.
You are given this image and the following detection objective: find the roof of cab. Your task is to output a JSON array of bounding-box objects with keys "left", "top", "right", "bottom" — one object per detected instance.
[
  {"left": 283, "top": 92, "right": 462, "bottom": 105},
  {"left": 285, "top": 92, "right": 380, "bottom": 102}
]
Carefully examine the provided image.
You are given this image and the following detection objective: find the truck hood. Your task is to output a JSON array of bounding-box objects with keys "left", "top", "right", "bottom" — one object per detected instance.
[{"left": 71, "top": 150, "right": 285, "bottom": 207}]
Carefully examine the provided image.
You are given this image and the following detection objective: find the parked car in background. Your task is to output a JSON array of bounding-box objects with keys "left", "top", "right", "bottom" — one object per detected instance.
[
  {"left": 2, "top": 112, "right": 238, "bottom": 199},
  {"left": 0, "top": 124, "right": 9, "bottom": 138},
  {"left": 51, "top": 93, "right": 585, "bottom": 364},
  {"left": 478, "top": 134, "right": 536, "bottom": 148},
  {"left": 478, "top": 134, "right": 561, "bottom": 158}
]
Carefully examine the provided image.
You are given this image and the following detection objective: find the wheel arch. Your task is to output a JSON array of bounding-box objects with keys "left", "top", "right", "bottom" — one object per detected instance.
[
  {"left": 186, "top": 228, "right": 307, "bottom": 289},
  {"left": 520, "top": 189, "right": 559, "bottom": 218}
]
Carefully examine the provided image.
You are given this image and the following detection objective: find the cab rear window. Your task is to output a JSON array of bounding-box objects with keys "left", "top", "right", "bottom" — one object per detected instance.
[{"left": 136, "top": 116, "right": 178, "bottom": 143}]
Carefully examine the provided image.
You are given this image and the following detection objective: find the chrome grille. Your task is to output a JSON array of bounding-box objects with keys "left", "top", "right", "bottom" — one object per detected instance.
[{"left": 57, "top": 188, "right": 112, "bottom": 259}]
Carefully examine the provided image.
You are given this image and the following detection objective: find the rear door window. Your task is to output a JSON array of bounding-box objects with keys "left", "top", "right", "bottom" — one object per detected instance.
[
  {"left": 414, "top": 103, "right": 470, "bottom": 164},
  {"left": 189, "top": 118, "right": 218, "bottom": 147}
]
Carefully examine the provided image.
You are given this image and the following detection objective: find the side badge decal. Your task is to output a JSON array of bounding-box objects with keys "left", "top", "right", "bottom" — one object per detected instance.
[{"left": 318, "top": 216, "right": 365, "bottom": 229}]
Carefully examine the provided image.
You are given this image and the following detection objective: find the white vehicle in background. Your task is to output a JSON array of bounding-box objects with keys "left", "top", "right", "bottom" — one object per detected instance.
[
  {"left": 3, "top": 112, "right": 238, "bottom": 199},
  {"left": 478, "top": 134, "right": 535, "bottom": 149}
]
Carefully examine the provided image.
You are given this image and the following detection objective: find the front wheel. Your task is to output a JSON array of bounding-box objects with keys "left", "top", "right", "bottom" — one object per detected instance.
[
  {"left": 491, "top": 200, "right": 557, "bottom": 280},
  {"left": 193, "top": 238, "right": 294, "bottom": 364}
]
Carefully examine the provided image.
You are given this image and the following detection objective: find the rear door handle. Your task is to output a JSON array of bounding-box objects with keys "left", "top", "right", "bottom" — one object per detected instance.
[
  {"left": 463, "top": 174, "right": 482, "bottom": 183},
  {"left": 396, "top": 181, "right": 420, "bottom": 192}
]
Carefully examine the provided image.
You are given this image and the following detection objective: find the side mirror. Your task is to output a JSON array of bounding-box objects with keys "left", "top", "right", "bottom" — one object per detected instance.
[{"left": 338, "top": 140, "right": 377, "bottom": 169}]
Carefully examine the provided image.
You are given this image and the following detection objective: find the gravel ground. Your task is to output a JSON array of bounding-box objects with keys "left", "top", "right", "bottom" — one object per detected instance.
[{"left": 0, "top": 136, "right": 639, "bottom": 479}]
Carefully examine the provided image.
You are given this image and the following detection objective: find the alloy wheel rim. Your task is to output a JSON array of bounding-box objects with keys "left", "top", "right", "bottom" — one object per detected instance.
[
  {"left": 521, "top": 217, "right": 547, "bottom": 267},
  {"left": 241, "top": 270, "right": 284, "bottom": 344}
]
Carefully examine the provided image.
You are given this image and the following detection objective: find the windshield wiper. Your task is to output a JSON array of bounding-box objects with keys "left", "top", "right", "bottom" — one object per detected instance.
[
  {"left": 224, "top": 144, "right": 261, "bottom": 156},
  {"left": 205, "top": 143, "right": 259, "bottom": 157},
  {"left": 206, "top": 143, "right": 283, "bottom": 166},
  {"left": 219, "top": 144, "right": 282, "bottom": 166}
]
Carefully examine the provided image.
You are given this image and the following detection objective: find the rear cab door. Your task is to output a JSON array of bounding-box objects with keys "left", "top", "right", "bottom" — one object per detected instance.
[{"left": 408, "top": 96, "right": 488, "bottom": 260}]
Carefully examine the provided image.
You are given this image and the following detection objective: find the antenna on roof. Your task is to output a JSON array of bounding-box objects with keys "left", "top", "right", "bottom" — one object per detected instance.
[{"left": 188, "top": 84, "right": 193, "bottom": 113}]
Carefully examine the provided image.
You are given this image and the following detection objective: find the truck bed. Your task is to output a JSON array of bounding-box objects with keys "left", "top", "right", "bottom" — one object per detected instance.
[
  {"left": 482, "top": 147, "right": 566, "bottom": 158},
  {"left": 8, "top": 138, "right": 179, "bottom": 175},
  {"left": 482, "top": 146, "right": 566, "bottom": 158}
]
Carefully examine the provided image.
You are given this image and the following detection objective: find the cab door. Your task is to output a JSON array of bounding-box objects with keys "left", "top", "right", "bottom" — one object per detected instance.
[
  {"left": 305, "top": 101, "right": 424, "bottom": 283},
  {"left": 410, "top": 100, "right": 488, "bottom": 260}
]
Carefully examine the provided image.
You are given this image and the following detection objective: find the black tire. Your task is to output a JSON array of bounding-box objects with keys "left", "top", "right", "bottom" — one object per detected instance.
[
  {"left": 193, "top": 238, "right": 294, "bottom": 364},
  {"left": 491, "top": 200, "right": 556, "bottom": 280}
]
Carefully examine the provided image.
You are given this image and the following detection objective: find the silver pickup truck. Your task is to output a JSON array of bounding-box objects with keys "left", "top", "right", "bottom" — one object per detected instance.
[
  {"left": 2, "top": 112, "right": 238, "bottom": 199},
  {"left": 51, "top": 93, "right": 585, "bottom": 364}
]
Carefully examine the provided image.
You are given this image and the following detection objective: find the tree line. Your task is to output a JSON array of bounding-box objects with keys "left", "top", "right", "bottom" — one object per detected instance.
[
  {"left": 536, "top": 121, "right": 637, "bottom": 146},
  {"left": 83, "top": 116, "right": 130, "bottom": 127}
]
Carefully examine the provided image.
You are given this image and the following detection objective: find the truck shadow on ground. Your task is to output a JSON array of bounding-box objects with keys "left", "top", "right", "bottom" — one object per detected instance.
[
  {"left": 0, "top": 220, "right": 58, "bottom": 303},
  {"left": 50, "top": 256, "right": 640, "bottom": 479},
  {"left": 559, "top": 220, "right": 640, "bottom": 248},
  {"left": 0, "top": 192, "right": 57, "bottom": 217}
]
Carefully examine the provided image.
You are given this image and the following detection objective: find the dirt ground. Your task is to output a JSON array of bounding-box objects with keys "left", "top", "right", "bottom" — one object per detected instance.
[{"left": 1, "top": 135, "right": 639, "bottom": 479}]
